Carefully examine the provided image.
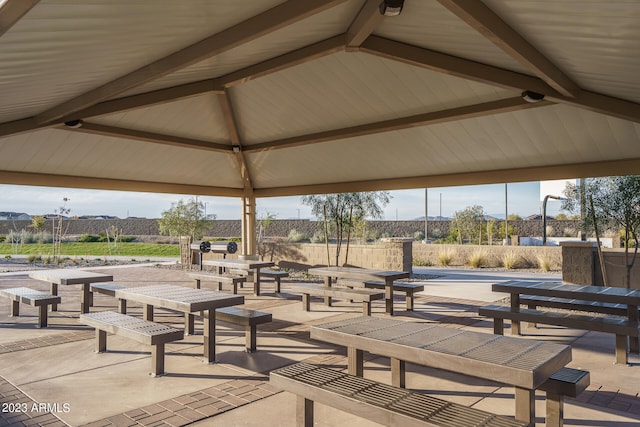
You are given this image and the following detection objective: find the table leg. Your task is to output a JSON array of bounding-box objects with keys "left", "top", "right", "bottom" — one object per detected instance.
[
  {"left": 628, "top": 304, "right": 639, "bottom": 353},
  {"left": 81, "top": 284, "right": 91, "bottom": 314},
  {"left": 50, "top": 283, "right": 58, "bottom": 312},
  {"left": 254, "top": 268, "right": 261, "bottom": 296},
  {"left": 143, "top": 304, "right": 154, "bottom": 321},
  {"left": 203, "top": 309, "right": 216, "bottom": 363},
  {"left": 347, "top": 347, "right": 363, "bottom": 377},
  {"left": 390, "top": 358, "right": 405, "bottom": 388},
  {"left": 385, "top": 279, "right": 394, "bottom": 316},
  {"left": 184, "top": 313, "right": 195, "bottom": 335},
  {"left": 511, "top": 293, "right": 521, "bottom": 335},
  {"left": 324, "top": 277, "right": 332, "bottom": 307},
  {"left": 514, "top": 386, "right": 535, "bottom": 426}
]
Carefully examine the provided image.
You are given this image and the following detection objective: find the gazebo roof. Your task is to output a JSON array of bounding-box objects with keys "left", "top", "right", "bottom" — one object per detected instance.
[{"left": 1, "top": 0, "right": 639, "bottom": 199}]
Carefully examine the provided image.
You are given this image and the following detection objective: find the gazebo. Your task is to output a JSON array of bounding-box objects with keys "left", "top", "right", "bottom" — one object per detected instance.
[{"left": 1, "top": 0, "right": 639, "bottom": 258}]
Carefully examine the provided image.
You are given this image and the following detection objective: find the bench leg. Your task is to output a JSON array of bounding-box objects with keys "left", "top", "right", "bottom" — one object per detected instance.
[
  {"left": 406, "top": 292, "right": 414, "bottom": 311},
  {"left": 217, "top": 281, "right": 223, "bottom": 291},
  {"left": 10, "top": 300, "right": 19, "bottom": 317},
  {"left": 546, "top": 392, "right": 563, "bottom": 427},
  {"left": 391, "top": 357, "right": 406, "bottom": 388},
  {"left": 81, "top": 284, "right": 91, "bottom": 314},
  {"left": 203, "top": 309, "right": 216, "bottom": 364},
  {"left": 511, "top": 319, "right": 522, "bottom": 335},
  {"left": 232, "top": 281, "right": 238, "bottom": 295},
  {"left": 194, "top": 279, "right": 201, "bottom": 289},
  {"left": 275, "top": 277, "right": 281, "bottom": 293},
  {"left": 615, "top": 334, "right": 628, "bottom": 365},
  {"left": 144, "top": 304, "right": 154, "bottom": 321},
  {"left": 185, "top": 313, "right": 195, "bottom": 335},
  {"left": 296, "top": 396, "right": 313, "bottom": 427},
  {"left": 362, "top": 301, "right": 371, "bottom": 316},
  {"left": 96, "top": 329, "right": 107, "bottom": 353},
  {"left": 254, "top": 270, "right": 261, "bottom": 296},
  {"left": 246, "top": 324, "right": 257, "bottom": 352},
  {"left": 50, "top": 283, "right": 58, "bottom": 312},
  {"left": 118, "top": 299, "right": 127, "bottom": 314},
  {"left": 37, "top": 305, "right": 48, "bottom": 328},
  {"left": 494, "top": 318, "right": 504, "bottom": 335},
  {"left": 348, "top": 347, "right": 364, "bottom": 377},
  {"left": 515, "top": 386, "right": 535, "bottom": 426},
  {"left": 150, "top": 343, "right": 165, "bottom": 377},
  {"left": 302, "top": 294, "right": 310, "bottom": 311}
]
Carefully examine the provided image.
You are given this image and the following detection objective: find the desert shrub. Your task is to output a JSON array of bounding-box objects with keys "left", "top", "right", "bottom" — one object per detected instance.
[
  {"left": 437, "top": 248, "right": 455, "bottom": 266},
  {"left": 27, "top": 254, "right": 42, "bottom": 263},
  {"left": 537, "top": 254, "right": 553, "bottom": 271},
  {"left": 413, "top": 257, "right": 433, "bottom": 267},
  {"left": 501, "top": 251, "right": 520, "bottom": 269},
  {"left": 467, "top": 248, "right": 488, "bottom": 268},
  {"left": 413, "top": 231, "right": 425, "bottom": 241},
  {"left": 0, "top": 235, "right": 5, "bottom": 243},
  {"left": 78, "top": 234, "right": 101, "bottom": 243},
  {"left": 287, "top": 229, "right": 308, "bottom": 242},
  {"left": 310, "top": 230, "right": 326, "bottom": 243}
]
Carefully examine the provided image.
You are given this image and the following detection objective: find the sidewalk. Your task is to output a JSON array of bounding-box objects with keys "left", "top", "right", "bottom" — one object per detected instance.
[{"left": 0, "top": 265, "right": 638, "bottom": 426}]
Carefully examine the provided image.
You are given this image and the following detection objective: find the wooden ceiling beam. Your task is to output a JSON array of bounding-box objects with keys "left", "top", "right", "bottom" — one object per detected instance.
[
  {"left": 437, "top": 0, "right": 580, "bottom": 98},
  {"left": 346, "top": 0, "right": 384, "bottom": 48},
  {"left": 33, "top": 0, "right": 349, "bottom": 125},
  {"left": 62, "top": 122, "right": 231, "bottom": 153},
  {"left": 245, "top": 97, "right": 551, "bottom": 153},
  {"left": 254, "top": 158, "right": 640, "bottom": 198},
  {"left": 0, "top": 170, "right": 244, "bottom": 197},
  {"left": 361, "top": 36, "right": 640, "bottom": 123},
  {"left": 0, "top": 0, "right": 39, "bottom": 37},
  {"left": 218, "top": 89, "right": 254, "bottom": 196}
]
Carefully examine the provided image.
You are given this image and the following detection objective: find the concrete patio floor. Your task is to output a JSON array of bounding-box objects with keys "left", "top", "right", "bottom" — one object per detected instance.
[{"left": 0, "top": 264, "right": 639, "bottom": 426}]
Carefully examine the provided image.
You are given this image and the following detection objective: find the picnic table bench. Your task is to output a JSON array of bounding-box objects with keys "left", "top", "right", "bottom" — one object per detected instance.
[
  {"left": 311, "top": 316, "right": 573, "bottom": 426},
  {"left": 79, "top": 311, "right": 184, "bottom": 377},
  {"left": 187, "top": 272, "right": 247, "bottom": 294},
  {"left": 0, "top": 287, "right": 60, "bottom": 328},
  {"left": 290, "top": 284, "right": 384, "bottom": 315},
  {"left": 359, "top": 280, "right": 424, "bottom": 311},
  {"left": 481, "top": 280, "right": 640, "bottom": 364},
  {"left": 307, "top": 267, "right": 410, "bottom": 315},
  {"left": 270, "top": 362, "right": 527, "bottom": 427},
  {"left": 260, "top": 269, "right": 289, "bottom": 293}
]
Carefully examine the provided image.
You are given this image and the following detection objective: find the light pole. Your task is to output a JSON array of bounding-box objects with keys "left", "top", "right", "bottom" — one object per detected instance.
[{"left": 542, "top": 195, "right": 566, "bottom": 245}]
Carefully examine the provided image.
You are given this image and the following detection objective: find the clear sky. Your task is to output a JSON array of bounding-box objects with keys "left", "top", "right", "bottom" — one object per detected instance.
[{"left": 0, "top": 181, "right": 569, "bottom": 220}]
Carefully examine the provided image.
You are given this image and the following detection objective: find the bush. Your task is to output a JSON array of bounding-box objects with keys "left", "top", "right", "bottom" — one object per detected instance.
[
  {"left": 27, "top": 254, "right": 42, "bottom": 263},
  {"left": 310, "top": 230, "right": 326, "bottom": 244},
  {"left": 287, "top": 229, "right": 308, "bottom": 242},
  {"left": 537, "top": 254, "right": 553, "bottom": 272},
  {"left": 501, "top": 251, "right": 520, "bottom": 269},
  {"left": 413, "top": 257, "right": 433, "bottom": 267},
  {"left": 78, "top": 234, "right": 101, "bottom": 243},
  {"left": 437, "top": 248, "right": 455, "bottom": 266},
  {"left": 467, "top": 249, "right": 488, "bottom": 268},
  {"left": 413, "top": 231, "right": 425, "bottom": 241}
]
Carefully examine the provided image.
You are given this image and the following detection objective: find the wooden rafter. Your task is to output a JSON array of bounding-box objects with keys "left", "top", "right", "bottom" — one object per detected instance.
[
  {"left": 346, "top": 0, "right": 384, "bottom": 48},
  {"left": 0, "top": 170, "right": 243, "bottom": 197},
  {"left": 245, "top": 97, "right": 551, "bottom": 153},
  {"left": 437, "top": 0, "right": 580, "bottom": 98},
  {"left": 360, "top": 36, "right": 640, "bottom": 123},
  {"left": 0, "top": 0, "right": 39, "bottom": 37},
  {"left": 33, "top": 0, "right": 349, "bottom": 125},
  {"left": 62, "top": 122, "right": 231, "bottom": 153},
  {"left": 218, "top": 89, "right": 254, "bottom": 196}
]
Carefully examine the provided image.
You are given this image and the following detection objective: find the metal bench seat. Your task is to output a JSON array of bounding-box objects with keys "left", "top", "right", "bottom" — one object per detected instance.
[
  {"left": 260, "top": 269, "right": 289, "bottom": 293},
  {"left": 519, "top": 294, "right": 627, "bottom": 316},
  {"left": 187, "top": 272, "right": 247, "bottom": 294},
  {"left": 79, "top": 311, "right": 184, "bottom": 376},
  {"left": 90, "top": 283, "right": 128, "bottom": 313},
  {"left": 361, "top": 280, "right": 424, "bottom": 311},
  {"left": 270, "top": 362, "right": 527, "bottom": 427},
  {"left": 0, "top": 287, "right": 61, "bottom": 328},
  {"left": 213, "top": 306, "right": 272, "bottom": 352}
]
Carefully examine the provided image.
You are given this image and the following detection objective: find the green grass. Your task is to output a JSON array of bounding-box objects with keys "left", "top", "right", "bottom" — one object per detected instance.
[{"left": 0, "top": 242, "right": 179, "bottom": 257}]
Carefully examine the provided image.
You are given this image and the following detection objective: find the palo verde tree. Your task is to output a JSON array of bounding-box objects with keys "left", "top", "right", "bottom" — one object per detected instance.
[
  {"left": 158, "top": 198, "right": 214, "bottom": 262},
  {"left": 301, "top": 191, "right": 390, "bottom": 266},
  {"left": 449, "top": 205, "right": 485, "bottom": 244},
  {"left": 562, "top": 176, "right": 640, "bottom": 288}
]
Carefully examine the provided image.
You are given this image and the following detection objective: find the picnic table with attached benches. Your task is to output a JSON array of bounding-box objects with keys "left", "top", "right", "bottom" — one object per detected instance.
[
  {"left": 307, "top": 266, "right": 411, "bottom": 315},
  {"left": 28, "top": 269, "right": 113, "bottom": 314},
  {"left": 203, "top": 259, "right": 275, "bottom": 296},
  {"left": 187, "top": 271, "right": 247, "bottom": 294},
  {"left": 310, "top": 316, "right": 576, "bottom": 426},
  {"left": 114, "top": 284, "right": 243, "bottom": 363},
  {"left": 480, "top": 280, "right": 640, "bottom": 364}
]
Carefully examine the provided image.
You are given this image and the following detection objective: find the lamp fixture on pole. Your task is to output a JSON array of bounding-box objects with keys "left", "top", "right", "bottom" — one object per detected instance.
[{"left": 379, "top": 0, "right": 404, "bottom": 16}]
